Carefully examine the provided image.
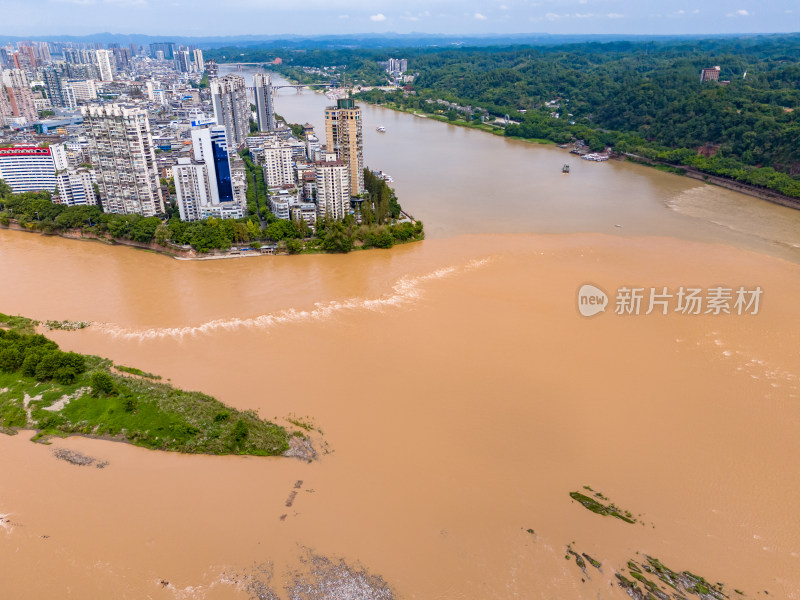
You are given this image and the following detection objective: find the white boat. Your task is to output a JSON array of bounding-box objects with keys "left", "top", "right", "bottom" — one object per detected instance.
[
  {"left": 581, "top": 153, "right": 609, "bottom": 162},
  {"left": 376, "top": 125, "right": 386, "bottom": 133}
]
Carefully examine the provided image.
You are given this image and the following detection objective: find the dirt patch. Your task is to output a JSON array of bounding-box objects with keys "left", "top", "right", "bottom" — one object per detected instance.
[
  {"left": 43, "top": 387, "right": 91, "bottom": 413},
  {"left": 283, "top": 436, "right": 318, "bottom": 461}
]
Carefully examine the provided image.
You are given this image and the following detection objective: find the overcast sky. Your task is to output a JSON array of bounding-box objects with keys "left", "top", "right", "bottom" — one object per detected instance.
[{"left": 3, "top": 0, "right": 799, "bottom": 37}]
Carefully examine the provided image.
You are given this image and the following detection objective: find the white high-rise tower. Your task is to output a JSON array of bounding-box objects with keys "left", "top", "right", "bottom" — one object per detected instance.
[{"left": 253, "top": 72, "right": 276, "bottom": 132}]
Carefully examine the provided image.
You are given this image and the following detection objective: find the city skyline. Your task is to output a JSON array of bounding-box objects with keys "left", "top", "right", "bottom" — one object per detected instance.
[{"left": 2, "top": 1, "right": 799, "bottom": 37}]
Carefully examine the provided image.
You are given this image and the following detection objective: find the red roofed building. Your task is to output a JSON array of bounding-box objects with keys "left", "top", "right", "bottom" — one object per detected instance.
[{"left": 0, "top": 146, "right": 56, "bottom": 193}]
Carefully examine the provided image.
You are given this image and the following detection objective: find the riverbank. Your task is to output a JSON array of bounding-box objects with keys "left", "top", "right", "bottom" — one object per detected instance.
[
  {"left": 0, "top": 219, "right": 425, "bottom": 260},
  {"left": 624, "top": 154, "right": 800, "bottom": 211},
  {"left": 0, "top": 314, "right": 291, "bottom": 455},
  {"left": 0, "top": 220, "right": 199, "bottom": 258}
]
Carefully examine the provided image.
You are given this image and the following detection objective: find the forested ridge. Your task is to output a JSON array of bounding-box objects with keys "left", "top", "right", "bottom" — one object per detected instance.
[
  {"left": 253, "top": 34, "right": 800, "bottom": 197},
  {"left": 409, "top": 37, "right": 799, "bottom": 170}
]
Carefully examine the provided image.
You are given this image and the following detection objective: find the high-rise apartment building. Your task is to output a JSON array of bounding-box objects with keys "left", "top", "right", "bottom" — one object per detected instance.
[
  {"left": 314, "top": 153, "right": 350, "bottom": 221},
  {"left": 262, "top": 143, "right": 294, "bottom": 188},
  {"left": 19, "top": 41, "right": 50, "bottom": 66},
  {"left": 82, "top": 104, "right": 163, "bottom": 216},
  {"left": 192, "top": 49, "right": 204, "bottom": 72},
  {"left": 210, "top": 75, "right": 249, "bottom": 149},
  {"left": 173, "top": 158, "right": 213, "bottom": 221},
  {"left": 174, "top": 49, "right": 191, "bottom": 73},
  {"left": 62, "top": 79, "right": 98, "bottom": 109},
  {"left": 149, "top": 42, "right": 176, "bottom": 60},
  {"left": 0, "top": 146, "right": 57, "bottom": 193},
  {"left": 112, "top": 47, "right": 131, "bottom": 71},
  {"left": 66, "top": 62, "right": 99, "bottom": 81},
  {"left": 0, "top": 86, "right": 11, "bottom": 125},
  {"left": 93, "top": 49, "right": 114, "bottom": 82},
  {"left": 174, "top": 126, "right": 245, "bottom": 221},
  {"left": 63, "top": 48, "right": 83, "bottom": 65},
  {"left": 386, "top": 58, "right": 408, "bottom": 74},
  {"left": 1, "top": 69, "right": 37, "bottom": 123},
  {"left": 43, "top": 66, "right": 67, "bottom": 108},
  {"left": 324, "top": 98, "right": 363, "bottom": 197},
  {"left": 253, "top": 72, "right": 276, "bottom": 132},
  {"left": 50, "top": 143, "right": 69, "bottom": 171},
  {"left": 191, "top": 126, "right": 233, "bottom": 204},
  {"left": 14, "top": 45, "right": 39, "bottom": 70},
  {"left": 55, "top": 168, "right": 98, "bottom": 207}
]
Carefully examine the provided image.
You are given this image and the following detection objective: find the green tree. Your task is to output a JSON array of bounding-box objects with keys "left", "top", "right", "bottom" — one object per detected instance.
[
  {"left": 154, "top": 223, "right": 169, "bottom": 246},
  {"left": 320, "top": 220, "right": 353, "bottom": 253},
  {"left": 285, "top": 238, "right": 303, "bottom": 254},
  {"left": 265, "top": 219, "right": 300, "bottom": 241},
  {"left": 246, "top": 219, "right": 261, "bottom": 239}
]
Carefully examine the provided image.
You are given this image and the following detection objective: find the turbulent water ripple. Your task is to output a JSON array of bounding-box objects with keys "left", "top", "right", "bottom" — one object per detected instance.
[{"left": 95, "top": 257, "right": 493, "bottom": 341}]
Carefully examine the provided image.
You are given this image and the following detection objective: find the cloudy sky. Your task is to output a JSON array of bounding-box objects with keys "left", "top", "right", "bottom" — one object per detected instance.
[{"left": 2, "top": 0, "right": 799, "bottom": 37}]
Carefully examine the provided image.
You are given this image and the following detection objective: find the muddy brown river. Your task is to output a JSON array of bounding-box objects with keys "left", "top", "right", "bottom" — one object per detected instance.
[{"left": 0, "top": 67, "right": 799, "bottom": 599}]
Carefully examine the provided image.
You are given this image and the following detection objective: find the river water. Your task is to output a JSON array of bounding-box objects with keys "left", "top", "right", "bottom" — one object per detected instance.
[{"left": 1, "top": 66, "right": 799, "bottom": 599}]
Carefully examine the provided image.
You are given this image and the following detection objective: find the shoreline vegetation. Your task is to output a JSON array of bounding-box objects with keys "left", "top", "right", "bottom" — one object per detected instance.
[
  {"left": 0, "top": 164, "right": 423, "bottom": 260},
  {"left": 0, "top": 313, "right": 291, "bottom": 456}
]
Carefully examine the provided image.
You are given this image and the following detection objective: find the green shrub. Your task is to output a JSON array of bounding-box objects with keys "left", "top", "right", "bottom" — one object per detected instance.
[
  {"left": 91, "top": 371, "right": 116, "bottom": 396},
  {"left": 232, "top": 419, "right": 249, "bottom": 443}
]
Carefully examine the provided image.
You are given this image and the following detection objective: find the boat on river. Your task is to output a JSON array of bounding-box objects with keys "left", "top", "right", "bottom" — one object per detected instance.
[
  {"left": 376, "top": 125, "right": 386, "bottom": 133},
  {"left": 562, "top": 164, "right": 570, "bottom": 174}
]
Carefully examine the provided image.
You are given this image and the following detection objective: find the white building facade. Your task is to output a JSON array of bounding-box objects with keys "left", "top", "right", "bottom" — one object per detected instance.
[
  {"left": 262, "top": 143, "right": 294, "bottom": 189},
  {"left": 0, "top": 146, "right": 56, "bottom": 193},
  {"left": 93, "top": 49, "right": 114, "bottom": 82},
  {"left": 55, "top": 168, "right": 98, "bottom": 207},
  {"left": 252, "top": 72, "right": 276, "bottom": 132},
  {"left": 82, "top": 104, "right": 164, "bottom": 216},
  {"left": 174, "top": 158, "right": 213, "bottom": 221},
  {"left": 314, "top": 153, "right": 350, "bottom": 221}
]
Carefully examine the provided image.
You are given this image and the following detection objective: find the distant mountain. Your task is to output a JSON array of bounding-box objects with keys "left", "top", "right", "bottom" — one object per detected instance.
[{"left": 0, "top": 31, "right": 745, "bottom": 51}]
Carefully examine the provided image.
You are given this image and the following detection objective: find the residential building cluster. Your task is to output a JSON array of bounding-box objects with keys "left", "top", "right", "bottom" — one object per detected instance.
[
  {"left": 0, "top": 38, "right": 369, "bottom": 230},
  {"left": 378, "top": 58, "right": 414, "bottom": 85},
  {"left": 383, "top": 58, "right": 408, "bottom": 76},
  {"left": 236, "top": 95, "right": 364, "bottom": 227}
]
